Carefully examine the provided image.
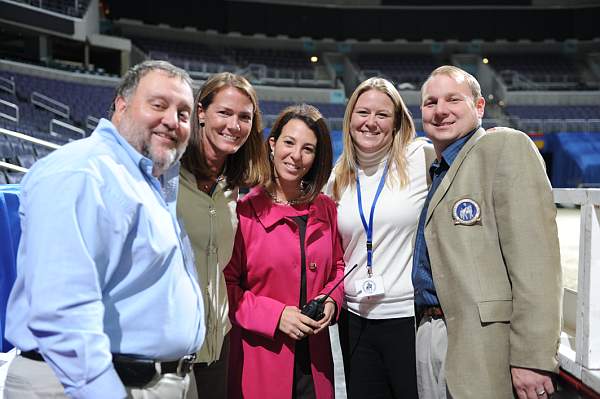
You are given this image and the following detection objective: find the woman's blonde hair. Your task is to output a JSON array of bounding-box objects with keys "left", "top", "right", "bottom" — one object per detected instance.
[{"left": 331, "top": 77, "right": 416, "bottom": 201}]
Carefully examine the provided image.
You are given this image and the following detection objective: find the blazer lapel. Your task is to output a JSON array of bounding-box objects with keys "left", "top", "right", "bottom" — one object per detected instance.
[{"left": 425, "top": 128, "right": 486, "bottom": 226}]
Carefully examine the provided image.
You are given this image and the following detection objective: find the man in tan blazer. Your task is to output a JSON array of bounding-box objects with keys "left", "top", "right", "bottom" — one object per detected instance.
[{"left": 412, "top": 65, "right": 562, "bottom": 399}]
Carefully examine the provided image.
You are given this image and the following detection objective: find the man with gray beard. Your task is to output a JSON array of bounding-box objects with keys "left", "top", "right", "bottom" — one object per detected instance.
[{"left": 4, "top": 60, "right": 205, "bottom": 399}]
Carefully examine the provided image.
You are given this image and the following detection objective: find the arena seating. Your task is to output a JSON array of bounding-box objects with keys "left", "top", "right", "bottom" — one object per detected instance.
[
  {"left": 261, "top": 100, "right": 345, "bottom": 119},
  {"left": 489, "top": 54, "right": 591, "bottom": 91},
  {"left": 356, "top": 54, "right": 440, "bottom": 90},
  {"left": 0, "top": 72, "right": 113, "bottom": 125},
  {"left": 505, "top": 105, "right": 600, "bottom": 133},
  {"left": 1, "top": 54, "right": 599, "bottom": 188},
  {"left": 131, "top": 37, "right": 330, "bottom": 87},
  {"left": 551, "top": 132, "right": 600, "bottom": 187},
  {"left": 0, "top": 130, "right": 55, "bottom": 177},
  {"left": 9, "top": 0, "right": 91, "bottom": 17},
  {"left": 0, "top": 70, "right": 112, "bottom": 140},
  {"left": 228, "top": 48, "right": 316, "bottom": 71},
  {"left": 132, "top": 37, "right": 232, "bottom": 76},
  {"left": 228, "top": 48, "right": 325, "bottom": 86},
  {"left": 505, "top": 105, "right": 600, "bottom": 119},
  {"left": 0, "top": 169, "right": 25, "bottom": 185}
]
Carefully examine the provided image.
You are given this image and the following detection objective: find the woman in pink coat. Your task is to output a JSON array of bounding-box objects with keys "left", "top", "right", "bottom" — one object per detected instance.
[{"left": 224, "top": 104, "right": 346, "bottom": 399}]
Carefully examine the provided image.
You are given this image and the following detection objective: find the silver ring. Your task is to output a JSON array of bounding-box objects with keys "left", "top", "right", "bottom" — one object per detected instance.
[{"left": 537, "top": 389, "right": 546, "bottom": 397}]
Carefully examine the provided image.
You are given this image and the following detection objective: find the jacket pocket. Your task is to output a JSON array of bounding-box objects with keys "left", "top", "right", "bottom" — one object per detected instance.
[{"left": 477, "top": 300, "right": 512, "bottom": 323}]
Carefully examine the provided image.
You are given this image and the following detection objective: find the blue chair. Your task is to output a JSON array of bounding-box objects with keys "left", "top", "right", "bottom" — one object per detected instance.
[{"left": 0, "top": 184, "right": 20, "bottom": 352}]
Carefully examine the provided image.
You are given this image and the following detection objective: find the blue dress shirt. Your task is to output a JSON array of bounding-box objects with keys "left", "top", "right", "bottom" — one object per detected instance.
[
  {"left": 412, "top": 129, "right": 477, "bottom": 309},
  {"left": 5, "top": 119, "right": 205, "bottom": 399}
]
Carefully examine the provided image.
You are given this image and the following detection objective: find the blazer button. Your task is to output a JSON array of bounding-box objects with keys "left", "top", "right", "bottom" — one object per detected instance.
[{"left": 309, "top": 262, "right": 317, "bottom": 271}]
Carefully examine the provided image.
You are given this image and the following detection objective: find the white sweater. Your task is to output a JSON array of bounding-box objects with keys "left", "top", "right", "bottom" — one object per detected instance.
[{"left": 325, "top": 139, "right": 430, "bottom": 319}]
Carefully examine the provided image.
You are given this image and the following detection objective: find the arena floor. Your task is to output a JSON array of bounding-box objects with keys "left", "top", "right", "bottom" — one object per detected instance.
[{"left": 557, "top": 207, "right": 581, "bottom": 292}]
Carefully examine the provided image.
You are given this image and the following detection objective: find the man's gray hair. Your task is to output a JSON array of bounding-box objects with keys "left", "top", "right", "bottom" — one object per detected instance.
[{"left": 109, "top": 60, "right": 194, "bottom": 116}]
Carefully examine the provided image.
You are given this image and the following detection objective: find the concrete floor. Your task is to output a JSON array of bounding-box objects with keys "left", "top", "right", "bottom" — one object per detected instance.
[{"left": 556, "top": 207, "right": 581, "bottom": 291}]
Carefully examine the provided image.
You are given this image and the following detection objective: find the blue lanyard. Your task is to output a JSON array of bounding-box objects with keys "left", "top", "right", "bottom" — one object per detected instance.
[{"left": 356, "top": 162, "right": 388, "bottom": 276}]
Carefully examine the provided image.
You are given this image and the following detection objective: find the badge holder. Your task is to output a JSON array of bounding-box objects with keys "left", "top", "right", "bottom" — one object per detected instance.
[{"left": 354, "top": 266, "right": 385, "bottom": 298}]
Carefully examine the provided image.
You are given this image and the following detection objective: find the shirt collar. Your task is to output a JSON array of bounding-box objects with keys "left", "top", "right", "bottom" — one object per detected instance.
[
  {"left": 441, "top": 126, "right": 479, "bottom": 168},
  {"left": 247, "top": 187, "right": 329, "bottom": 230},
  {"left": 161, "top": 163, "right": 181, "bottom": 206},
  {"left": 429, "top": 126, "right": 479, "bottom": 177}
]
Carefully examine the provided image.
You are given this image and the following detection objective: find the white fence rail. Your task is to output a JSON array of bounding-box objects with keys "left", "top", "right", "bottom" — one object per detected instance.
[{"left": 555, "top": 188, "right": 600, "bottom": 394}]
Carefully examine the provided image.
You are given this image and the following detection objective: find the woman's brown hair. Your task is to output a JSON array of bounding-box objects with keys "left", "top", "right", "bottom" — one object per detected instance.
[
  {"left": 264, "top": 103, "right": 333, "bottom": 203},
  {"left": 181, "top": 72, "right": 268, "bottom": 188}
]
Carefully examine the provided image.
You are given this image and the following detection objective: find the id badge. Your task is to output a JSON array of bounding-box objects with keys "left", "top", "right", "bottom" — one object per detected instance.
[{"left": 354, "top": 275, "right": 385, "bottom": 298}]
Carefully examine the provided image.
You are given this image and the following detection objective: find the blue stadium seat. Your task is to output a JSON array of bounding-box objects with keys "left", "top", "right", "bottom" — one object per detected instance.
[
  {"left": 552, "top": 132, "right": 600, "bottom": 187},
  {"left": 17, "top": 154, "right": 36, "bottom": 169},
  {"left": 5, "top": 172, "right": 24, "bottom": 184},
  {"left": 0, "top": 184, "right": 20, "bottom": 351}
]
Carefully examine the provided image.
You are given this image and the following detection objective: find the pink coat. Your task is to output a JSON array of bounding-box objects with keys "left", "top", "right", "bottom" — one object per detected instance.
[{"left": 224, "top": 187, "right": 345, "bottom": 399}]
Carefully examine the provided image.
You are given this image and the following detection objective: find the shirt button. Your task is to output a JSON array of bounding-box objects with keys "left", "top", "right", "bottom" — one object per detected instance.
[
  {"left": 208, "top": 245, "right": 217, "bottom": 254},
  {"left": 209, "top": 207, "right": 216, "bottom": 216}
]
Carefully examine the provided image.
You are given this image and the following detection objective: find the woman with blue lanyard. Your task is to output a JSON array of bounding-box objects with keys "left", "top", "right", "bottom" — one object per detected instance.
[{"left": 325, "top": 77, "right": 433, "bottom": 399}]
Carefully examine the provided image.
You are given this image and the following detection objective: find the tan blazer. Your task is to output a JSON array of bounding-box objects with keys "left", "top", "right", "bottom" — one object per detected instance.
[{"left": 424, "top": 127, "right": 562, "bottom": 398}]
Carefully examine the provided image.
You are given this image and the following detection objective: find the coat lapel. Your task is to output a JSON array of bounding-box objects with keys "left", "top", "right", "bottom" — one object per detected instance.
[
  {"left": 425, "top": 128, "right": 485, "bottom": 226},
  {"left": 250, "top": 188, "right": 325, "bottom": 231}
]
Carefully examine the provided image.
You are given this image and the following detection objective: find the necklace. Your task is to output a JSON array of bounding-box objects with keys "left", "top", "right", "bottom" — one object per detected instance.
[
  {"left": 267, "top": 190, "right": 302, "bottom": 206},
  {"left": 198, "top": 175, "right": 223, "bottom": 193}
]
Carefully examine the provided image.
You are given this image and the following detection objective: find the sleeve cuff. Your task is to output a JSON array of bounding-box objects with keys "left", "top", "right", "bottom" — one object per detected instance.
[{"left": 67, "top": 366, "right": 127, "bottom": 399}]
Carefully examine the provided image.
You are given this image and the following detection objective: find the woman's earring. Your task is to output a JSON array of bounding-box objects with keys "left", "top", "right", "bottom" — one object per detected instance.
[
  {"left": 199, "top": 120, "right": 205, "bottom": 127},
  {"left": 300, "top": 180, "right": 307, "bottom": 191},
  {"left": 269, "top": 150, "right": 274, "bottom": 161}
]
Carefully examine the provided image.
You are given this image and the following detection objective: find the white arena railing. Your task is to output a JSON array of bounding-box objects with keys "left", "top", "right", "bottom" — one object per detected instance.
[
  {"left": 0, "top": 127, "right": 60, "bottom": 175},
  {"left": 555, "top": 188, "right": 600, "bottom": 395}
]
